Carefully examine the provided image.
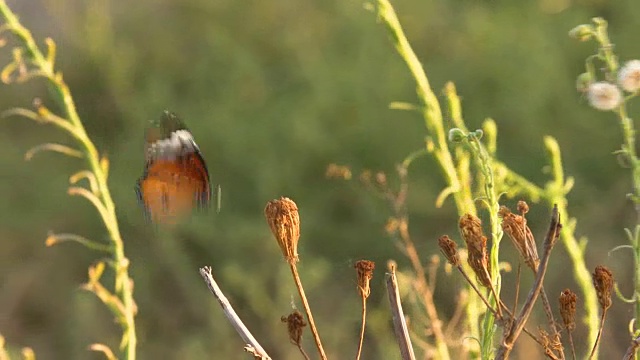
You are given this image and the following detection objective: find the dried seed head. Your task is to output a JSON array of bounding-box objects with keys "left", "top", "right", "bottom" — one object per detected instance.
[
  {"left": 592, "top": 265, "right": 614, "bottom": 310},
  {"left": 559, "top": 289, "right": 578, "bottom": 331},
  {"left": 265, "top": 197, "right": 300, "bottom": 264},
  {"left": 355, "top": 260, "right": 375, "bottom": 299},
  {"left": 281, "top": 310, "right": 307, "bottom": 346},
  {"left": 459, "top": 214, "right": 492, "bottom": 287},
  {"left": 517, "top": 200, "right": 529, "bottom": 215},
  {"left": 438, "top": 235, "right": 461, "bottom": 267},
  {"left": 499, "top": 205, "right": 539, "bottom": 271},
  {"left": 459, "top": 214, "right": 484, "bottom": 251}
]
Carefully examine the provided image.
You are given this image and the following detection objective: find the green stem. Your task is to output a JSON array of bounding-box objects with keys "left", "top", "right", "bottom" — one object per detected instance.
[
  {"left": 468, "top": 134, "right": 502, "bottom": 359},
  {"left": 594, "top": 18, "right": 640, "bottom": 347}
]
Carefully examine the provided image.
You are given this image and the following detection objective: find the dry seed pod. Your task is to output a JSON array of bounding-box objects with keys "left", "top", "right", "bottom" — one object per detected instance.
[
  {"left": 559, "top": 289, "right": 578, "bottom": 331},
  {"left": 592, "top": 265, "right": 614, "bottom": 310},
  {"left": 459, "top": 214, "right": 492, "bottom": 287},
  {"left": 499, "top": 205, "right": 539, "bottom": 271},
  {"left": 355, "top": 260, "right": 375, "bottom": 299},
  {"left": 265, "top": 197, "right": 300, "bottom": 264},
  {"left": 438, "top": 235, "right": 460, "bottom": 267},
  {"left": 281, "top": 310, "right": 307, "bottom": 346}
]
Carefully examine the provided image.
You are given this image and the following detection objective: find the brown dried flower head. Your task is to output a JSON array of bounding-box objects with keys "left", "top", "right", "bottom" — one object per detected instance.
[
  {"left": 517, "top": 200, "right": 529, "bottom": 215},
  {"left": 438, "top": 235, "right": 460, "bottom": 267},
  {"left": 265, "top": 197, "right": 300, "bottom": 264},
  {"left": 459, "top": 214, "right": 484, "bottom": 251},
  {"left": 459, "top": 214, "right": 492, "bottom": 287},
  {"left": 592, "top": 265, "right": 614, "bottom": 310},
  {"left": 499, "top": 205, "right": 539, "bottom": 271},
  {"left": 281, "top": 310, "right": 307, "bottom": 346},
  {"left": 558, "top": 288, "right": 578, "bottom": 331},
  {"left": 355, "top": 260, "right": 375, "bottom": 299}
]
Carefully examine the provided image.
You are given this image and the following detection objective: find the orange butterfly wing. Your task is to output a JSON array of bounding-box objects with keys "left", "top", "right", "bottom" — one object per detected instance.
[{"left": 136, "top": 112, "right": 211, "bottom": 224}]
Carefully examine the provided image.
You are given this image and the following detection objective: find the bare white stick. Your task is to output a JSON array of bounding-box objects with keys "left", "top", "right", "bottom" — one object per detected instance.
[
  {"left": 199, "top": 266, "right": 271, "bottom": 359},
  {"left": 385, "top": 262, "right": 416, "bottom": 360}
]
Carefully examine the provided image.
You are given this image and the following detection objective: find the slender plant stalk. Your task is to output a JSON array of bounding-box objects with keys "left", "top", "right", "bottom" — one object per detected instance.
[
  {"left": 588, "top": 312, "right": 608, "bottom": 360},
  {"left": 386, "top": 263, "right": 417, "bottom": 360},
  {"left": 623, "top": 335, "right": 640, "bottom": 360},
  {"left": 0, "top": 2, "right": 136, "bottom": 358},
  {"left": 355, "top": 296, "right": 367, "bottom": 360},
  {"left": 199, "top": 267, "right": 271, "bottom": 359},
  {"left": 289, "top": 263, "right": 327, "bottom": 360},
  {"left": 586, "top": 19, "right": 640, "bottom": 354},
  {"left": 496, "top": 205, "right": 561, "bottom": 359},
  {"left": 496, "top": 137, "right": 601, "bottom": 353}
]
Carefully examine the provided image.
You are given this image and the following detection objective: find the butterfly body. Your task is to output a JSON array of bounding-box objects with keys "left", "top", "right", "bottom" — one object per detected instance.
[{"left": 136, "top": 112, "right": 211, "bottom": 224}]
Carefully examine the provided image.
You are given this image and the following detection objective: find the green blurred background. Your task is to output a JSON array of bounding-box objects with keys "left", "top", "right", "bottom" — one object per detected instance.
[{"left": 1, "top": 0, "right": 639, "bottom": 358}]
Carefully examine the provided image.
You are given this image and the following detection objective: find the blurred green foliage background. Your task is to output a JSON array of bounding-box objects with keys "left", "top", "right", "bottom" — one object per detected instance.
[{"left": 1, "top": 0, "right": 640, "bottom": 358}]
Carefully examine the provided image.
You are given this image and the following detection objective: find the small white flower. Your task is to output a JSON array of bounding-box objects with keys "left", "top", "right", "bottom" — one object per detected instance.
[
  {"left": 618, "top": 60, "right": 640, "bottom": 92},
  {"left": 587, "top": 82, "right": 622, "bottom": 111}
]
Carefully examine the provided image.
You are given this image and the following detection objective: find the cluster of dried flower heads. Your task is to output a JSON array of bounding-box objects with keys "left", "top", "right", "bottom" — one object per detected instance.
[{"left": 438, "top": 201, "right": 615, "bottom": 359}]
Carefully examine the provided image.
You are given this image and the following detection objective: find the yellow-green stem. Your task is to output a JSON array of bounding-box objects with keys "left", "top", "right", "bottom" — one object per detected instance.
[{"left": 0, "top": 2, "right": 136, "bottom": 358}]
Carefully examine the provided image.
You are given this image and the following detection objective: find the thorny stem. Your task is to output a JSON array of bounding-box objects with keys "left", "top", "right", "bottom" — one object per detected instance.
[
  {"left": 355, "top": 296, "right": 367, "bottom": 360},
  {"left": 0, "top": 1, "right": 137, "bottom": 359},
  {"left": 289, "top": 263, "right": 327, "bottom": 360}
]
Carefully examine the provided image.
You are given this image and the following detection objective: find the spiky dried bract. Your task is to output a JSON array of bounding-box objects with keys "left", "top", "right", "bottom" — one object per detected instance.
[
  {"left": 281, "top": 310, "right": 307, "bottom": 346},
  {"left": 538, "top": 329, "right": 563, "bottom": 358},
  {"left": 355, "top": 260, "right": 375, "bottom": 299},
  {"left": 459, "top": 214, "right": 492, "bottom": 287},
  {"left": 265, "top": 197, "right": 300, "bottom": 264},
  {"left": 559, "top": 289, "right": 578, "bottom": 331},
  {"left": 438, "top": 235, "right": 460, "bottom": 267},
  {"left": 499, "top": 205, "right": 539, "bottom": 271},
  {"left": 592, "top": 265, "right": 614, "bottom": 310}
]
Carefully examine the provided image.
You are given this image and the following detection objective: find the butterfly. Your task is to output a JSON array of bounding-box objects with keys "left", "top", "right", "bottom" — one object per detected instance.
[{"left": 135, "top": 111, "right": 211, "bottom": 224}]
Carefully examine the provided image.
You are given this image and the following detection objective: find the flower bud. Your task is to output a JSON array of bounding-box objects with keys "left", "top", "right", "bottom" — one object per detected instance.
[
  {"left": 568, "top": 24, "right": 594, "bottom": 41},
  {"left": 575, "top": 72, "right": 593, "bottom": 93},
  {"left": 448, "top": 128, "right": 466, "bottom": 143}
]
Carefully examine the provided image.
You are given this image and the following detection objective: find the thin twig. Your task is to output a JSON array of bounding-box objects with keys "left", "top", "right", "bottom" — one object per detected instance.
[
  {"left": 567, "top": 330, "right": 576, "bottom": 360},
  {"left": 588, "top": 312, "right": 607, "bottom": 360},
  {"left": 622, "top": 334, "right": 640, "bottom": 360},
  {"left": 356, "top": 296, "right": 367, "bottom": 360},
  {"left": 289, "top": 263, "right": 327, "bottom": 360},
  {"left": 495, "top": 205, "right": 561, "bottom": 360},
  {"left": 199, "top": 267, "right": 271, "bottom": 360},
  {"left": 385, "top": 262, "right": 417, "bottom": 360}
]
